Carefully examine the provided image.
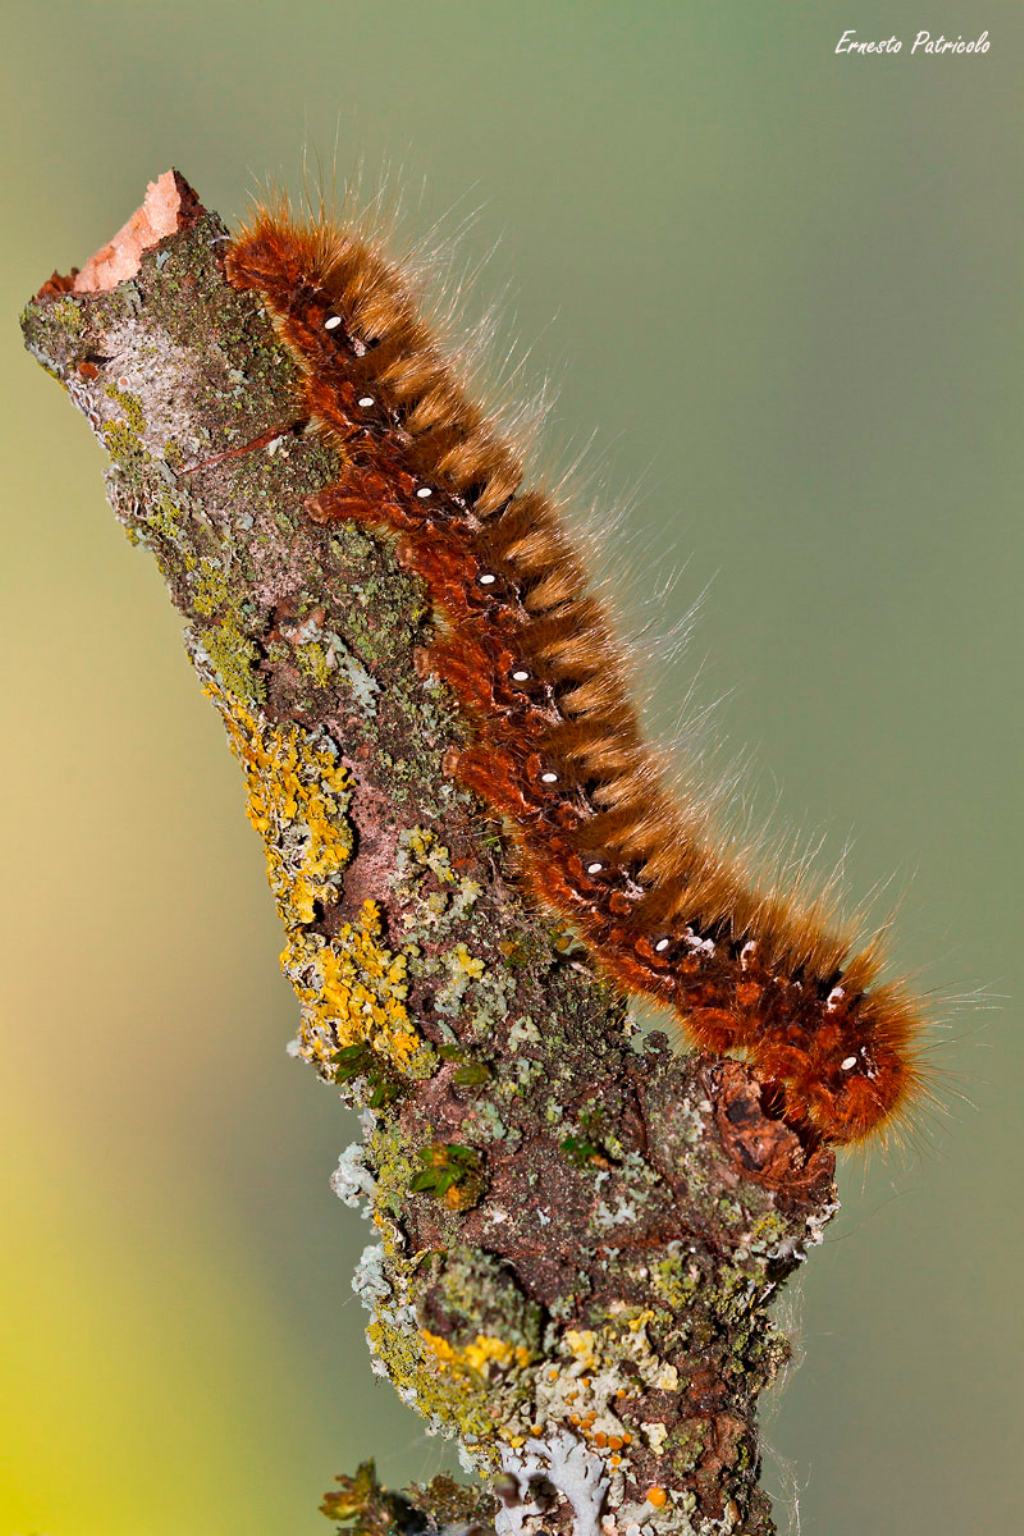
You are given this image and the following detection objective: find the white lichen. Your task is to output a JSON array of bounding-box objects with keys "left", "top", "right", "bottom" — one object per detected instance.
[
  {"left": 330, "top": 1141, "right": 377, "bottom": 1213},
  {"left": 498, "top": 1430, "right": 610, "bottom": 1536},
  {"left": 352, "top": 1242, "right": 390, "bottom": 1311}
]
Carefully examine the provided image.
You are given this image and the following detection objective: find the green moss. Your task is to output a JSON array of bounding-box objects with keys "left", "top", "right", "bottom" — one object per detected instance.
[{"left": 409, "top": 1142, "right": 484, "bottom": 1209}]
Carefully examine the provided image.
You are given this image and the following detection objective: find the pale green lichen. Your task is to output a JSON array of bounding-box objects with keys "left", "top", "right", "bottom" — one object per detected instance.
[
  {"left": 329, "top": 633, "right": 380, "bottom": 714},
  {"left": 50, "top": 296, "right": 84, "bottom": 334},
  {"left": 650, "top": 1249, "right": 700, "bottom": 1312},
  {"left": 102, "top": 416, "right": 146, "bottom": 469},
  {"left": 104, "top": 382, "right": 147, "bottom": 436},
  {"left": 192, "top": 558, "right": 230, "bottom": 617},
  {"left": 143, "top": 489, "right": 188, "bottom": 543},
  {"left": 201, "top": 620, "right": 266, "bottom": 705}
]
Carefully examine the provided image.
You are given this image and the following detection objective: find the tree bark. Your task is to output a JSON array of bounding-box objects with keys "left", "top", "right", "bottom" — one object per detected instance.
[{"left": 21, "top": 171, "right": 837, "bottom": 1536}]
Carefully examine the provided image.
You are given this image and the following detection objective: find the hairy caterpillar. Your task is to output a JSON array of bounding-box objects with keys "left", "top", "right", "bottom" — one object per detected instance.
[{"left": 225, "top": 205, "right": 923, "bottom": 1147}]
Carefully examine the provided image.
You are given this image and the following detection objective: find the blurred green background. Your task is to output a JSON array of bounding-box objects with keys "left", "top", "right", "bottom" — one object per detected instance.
[{"left": 2, "top": 2, "right": 1021, "bottom": 1533}]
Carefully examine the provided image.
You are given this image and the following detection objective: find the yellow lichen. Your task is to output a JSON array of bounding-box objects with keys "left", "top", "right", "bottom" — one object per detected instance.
[
  {"left": 296, "top": 640, "right": 333, "bottom": 688},
  {"left": 564, "top": 1329, "right": 599, "bottom": 1370},
  {"left": 205, "top": 683, "right": 426, "bottom": 1077},
  {"left": 210, "top": 683, "right": 353, "bottom": 924},
  {"left": 104, "top": 382, "right": 146, "bottom": 435},
  {"left": 464, "top": 1335, "right": 531, "bottom": 1374},
  {"left": 420, "top": 1329, "right": 530, "bottom": 1380},
  {"left": 285, "top": 902, "right": 417, "bottom": 1072},
  {"left": 452, "top": 943, "right": 485, "bottom": 981},
  {"left": 403, "top": 826, "right": 457, "bottom": 885}
]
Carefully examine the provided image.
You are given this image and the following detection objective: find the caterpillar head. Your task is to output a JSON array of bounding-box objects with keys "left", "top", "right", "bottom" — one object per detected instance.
[{"left": 803, "top": 984, "right": 920, "bottom": 1145}]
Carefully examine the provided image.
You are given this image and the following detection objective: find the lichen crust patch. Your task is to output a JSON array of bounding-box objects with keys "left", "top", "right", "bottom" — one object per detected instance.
[{"left": 207, "top": 681, "right": 427, "bottom": 1076}]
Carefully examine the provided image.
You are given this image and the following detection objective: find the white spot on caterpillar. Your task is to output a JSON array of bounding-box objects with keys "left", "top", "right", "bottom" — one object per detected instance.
[
  {"left": 416, "top": 486, "right": 433, "bottom": 499},
  {"left": 841, "top": 1055, "right": 858, "bottom": 1071},
  {"left": 826, "top": 985, "right": 845, "bottom": 1012},
  {"left": 740, "top": 940, "right": 757, "bottom": 968},
  {"left": 654, "top": 937, "right": 671, "bottom": 953},
  {"left": 586, "top": 862, "right": 604, "bottom": 875},
  {"left": 512, "top": 668, "right": 530, "bottom": 682},
  {"left": 684, "top": 927, "right": 715, "bottom": 957},
  {"left": 324, "top": 315, "right": 342, "bottom": 330},
  {"left": 358, "top": 395, "right": 375, "bottom": 408},
  {"left": 541, "top": 770, "right": 559, "bottom": 785},
  {"left": 478, "top": 572, "right": 497, "bottom": 586}
]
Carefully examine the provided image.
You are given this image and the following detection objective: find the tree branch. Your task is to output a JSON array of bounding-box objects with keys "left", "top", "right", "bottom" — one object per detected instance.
[{"left": 21, "top": 171, "right": 837, "bottom": 1536}]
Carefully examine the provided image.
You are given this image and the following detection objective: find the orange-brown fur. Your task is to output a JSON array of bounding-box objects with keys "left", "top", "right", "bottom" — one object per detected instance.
[{"left": 225, "top": 205, "right": 923, "bottom": 1145}]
